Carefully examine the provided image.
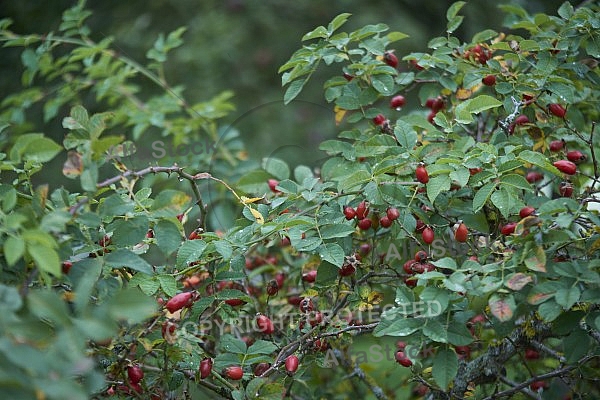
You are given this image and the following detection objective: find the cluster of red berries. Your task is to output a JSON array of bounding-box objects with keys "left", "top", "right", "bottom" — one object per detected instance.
[
  {"left": 394, "top": 341, "right": 413, "bottom": 367},
  {"left": 463, "top": 43, "right": 492, "bottom": 64},
  {"left": 344, "top": 201, "right": 401, "bottom": 230},
  {"left": 424, "top": 96, "right": 445, "bottom": 123},
  {"left": 402, "top": 250, "right": 435, "bottom": 288}
]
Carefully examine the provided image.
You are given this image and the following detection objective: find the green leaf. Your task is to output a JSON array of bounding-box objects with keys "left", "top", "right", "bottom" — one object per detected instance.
[
  {"left": 109, "top": 215, "right": 149, "bottom": 246},
  {"left": 214, "top": 240, "right": 233, "bottom": 261},
  {"left": 157, "top": 275, "right": 177, "bottom": 297},
  {"left": 500, "top": 174, "right": 533, "bottom": 191},
  {"left": 28, "top": 290, "right": 70, "bottom": 325},
  {"left": 491, "top": 188, "right": 514, "bottom": 219},
  {"left": 373, "top": 317, "right": 423, "bottom": 337},
  {"left": 473, "top": 182, "right": 496, "bottom": 213},
  {"left": 4, "top": 236, "right": 24, "bottom": 266},
  {"left": 262, "top": 157, "right": 290, "bottom": 180},
  {"left": 131, "top": 273, "right": 160, "bottom": 296},
  {"left": 154, "top": 218, "right": 182, "bottom": 255},
  {"left": 247, "top": 340, "right": 278, "bottom": 355},
  {"left": 317, "top": 243, "right": 345, "bottom": 267},
  {"left": 446, "top": 1, "right": 467, "bottom": 21},
  {"left": 328, "top": 13, "right": 351, "bottom": 34},
  {"left": 371, "top": 74, "right": 394, "bottom": 95},
  {"left": 427, "top": 175, "right": 451, "bottom": 204},
  {"left": 0, "top": 284, "right": 22, "bottom": 311},
  {"left": 315, "top": 261, "right": 339, "bottom": 286},
  {"left": 319, "top": 224, "right": 356, "bottom": 239},
  {"left": 394, "top": 120, "right": 418, "bottom": 149},
  {"left": 27, "top": 244, "right": 60, "bottom": 276},
  {"left": 284, "top": 78, "right": 307, "bottom": 105},
  {"left": 555, "top": 286, "right": 580, "bottom": 310},
  {"left": 446, "top": 321, "right": 474, "bottom": 345},
  {"left": 423, "top": 319, "right": 447, "bottom": 343},
  {"left": 446, "top": 15, "right": 464, "bottom": 33},
  {"left": 72, "top": 257, "right": 102, "bottom": 312},
  {"left": 176, "top": 240, "right": 207, "bottom": 268},
  {"left": 563, "top": 329, "right": 590, "bottom": 363},
  {"left": 107, "top": 288, "right": 157, "bottom": 324},
  {"left": 432, "top": 348, "right": 458, "bottom": 389},
  {"left": 105, "top": 249, "right": 153, "bottom": 274},
  {"left": 518, "top": 150, "right": 561, "bottom": 175},
  {"left": 98, "top": 194, "right": 134, "bottom": 218},
  {"left": 302, "top": 26, "right": 328, "bottom": 41}
]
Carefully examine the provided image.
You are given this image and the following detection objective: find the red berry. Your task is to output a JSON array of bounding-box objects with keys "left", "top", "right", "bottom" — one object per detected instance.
[
  {"left": 415, "top": 219, "right": 426, "bottom": 233},
  {"left": 268, "top": 179, "right": 280, "bottom": 193},
  {"left": 266, "top": 280, "right": 279, "bottom": 296},
  {"left": 524, "top": 348, "right": 540, "bottom": 360},
  {"left": 380, "top": 216, "right": 393, "bottom": 228},
  {"left": 470, "top": 314, "right": 485, "bottom": 325},
  {"left": 176, "top": 213, "right": 184, "bottom": 222},
  {"left": 275, "top": 272, "right": 285, "bottom": 289},
  {"left": 469, "top": 167, "right": 482, "bottom": 176},
  {"left": 566, "top": 150, "right": 586, "bottom": 164},
  {"left": 359, "top": 243, "right": 372, "bottom": 255},
  {"left": 432, "top": 98, "right": 445, "bottom": 112},
  {"left": 386, "top": 207, "right": 400, "bottom": 221},
  {"left": 553, "top": 160, "right": 577, "bottom": 175},
  {"left": 225, "top": 298, "right": 246, "bottom": 306},
  {"left": 422, "top": 227, "right": 434, "bottom": 244},
  {"left": 425, "top": 98, "right": 436, "bottom": 109},
  {"left": 526, "top": 171, "right": 544, "bottom": 183},
  {"left": 339, "top": 263, "right": 356, "bottom": 277},
  {"left": 501, "top": 222, "right": 517, "bottom": 236},
  {"left": 427, "top": 110, "right": 437, "bottom": 124},
  {"left": 411, "top": 262, "right": 425, "bottom": 274},
  {"left": 285, "top": 355, "right": 299, "bottom": 374},
  {"left": 299, "top": 297, "right": 314, "bottom": 313},
  {"left": 454, "top": 223, "right": 468, "bottom": 243},
  {"left": 410, "top": 59, "right": 424, "bottom": 70},
  {"left": 62, "top": 261, "right": 73, "bottom": 274},
  {"left": 404, "top": 276, "right": 417, "bottom": 288},
  {"left": 224, "top": 366, "right": 243, "bottom": 380},
  {"left": 302, "top": 270, "right": 317, "bottom": 283},
  {"left": 414, "top": 250, "right": 428, "bottom": 262},
  {"left": 514, "top": 115, "right": 529, "bottom": 125},
  {"left": 482, "top": 74, "right": 496, "bottom": 86},
  {"left": 253, "top": 362, "right": 270, "bottom": 377},
  {"left": 162, "top": 321, "right": 177, "bottom": 340},
  {"left": 358, "top": 218, "right": 372, "bottom": 230},
  {"left": 559, "top": 182, "right": 573, "bottom": 197},
  {"left": 188, "top": 230, "right": 200, "bottom": 240},
  {"left": 165, "top": 292, "right": 193, "bottom": 313},
  {"left": 343, "top": 72, "right": 354, "bottom": 81},
  {"left": 403, "top": 260, "right": 416, "bottom": 274},
  {"left": 395, "top": 351, "right": 413, "bottom": 367},
  {"left": 549, "top": 139, "right": 565, "bottom": 152},
  {"left": 530, "top": 380, "right": 548, "bottom": 391},
  {"left": 343, "top": 206, "right": 356, "bottom": 220},
  {"left": 373, "top": 114, "right": 386, "bottom": 125},
  {"left": 519, "top": 206, "right": 536, "bottom": 218},
  {"left": 454, "top": 345, "right": 471, "bottom": 360},
  {"left": 416, "top": 164, "right": 429, "bottom": 184},
  {"left": 390, "top": 95, "right": 406, "bottom": 109},
  {"left": 200, "top": 358, "right": 213, "bottom": 379},
  {"left": 396, "top": 341, "right": 407, "bottom": 350},
  {"left": 127, "top": 365, "right": 144, "bottom": 384},
  {"left": 355, "top": 201, "right": 369, "bottom": 220},
  {"left": 146, "top": 229, "right": 154, "bottom": 238},
  {"left": 423, "top": 263, "right": 436, "bottom": 272},
  {"left": 287, "top": 295, "right": 302, "bottom": 306},
  {"left": 256, "top": 314, "right": 275, "bottom": 334},
  {"left": 548, "top": 103, "right": 566, "bottom": 118},
  {"left": 383, "top": 51, "right": 398, "bottom": 68}
]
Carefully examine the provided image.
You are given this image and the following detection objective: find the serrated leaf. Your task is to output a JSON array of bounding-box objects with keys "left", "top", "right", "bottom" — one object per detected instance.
[
  {"left": 473, "top": 182, "right": 496, "bottom": 213},
  {"left": 157, "top": 274, "right": 178, "bottom": 297},
  {"left": 4, "top": 236, "right": 24, "bottom": 266},
  {"left": 446, "top": 1, "right": 467, "bottom": 20},
  {"left": 518, "top": 150, "right": 561, "bottom": 175},
  {"left": 372, "top": 317, "right": 423, "bottom": 337},
  {"left": 427, "top": 175, "right": 451, "bottom": 204},
  {"left": 302, "top": 26, "right": 328, "bottom": 41},
  {"left": 319, "top": 224, "right": 356, "bottom": 239},
  {"left": 318, "top": 243, "right": 345, "bottom": 267},
  {"left": 176, "top": 240, "right": 207, "bottom": 268},
  {"left": 27, "top": 244, "right": 60, "bottom": 276},
  {"left": 105, "top": 249, "right": 153, "bottom": 274},
  {"left": 394, "top": 120, "right": 418, "bottom": 149},
  {"left": 247, "top": 340, "right": 278, "bottom": 355},
  {"left": 524, "top": 245, "right": 546, "bottom": 272},
  {"left": 500, "top": 174, "right": 533, "bottom": 191},
  {"left": 505, "top": 273, "right": 532, "bottom": 291},
  {"left": 455, "top": 95, "right": 502, "bottom": 124},
  {"left": 432, "top": 348, "right": 458, "bottom": 389},
  {"left": 284, "top": 78, "right": 307, "bottom": 105},
  {"left": 154, "top": 218, "right": 182, "bottom": 255},
  {"left": 555, "top": 287, "right": 580, "bottom": 310},
  {"left": 422, "top": 319, "right": 447, "bottom": 343}
]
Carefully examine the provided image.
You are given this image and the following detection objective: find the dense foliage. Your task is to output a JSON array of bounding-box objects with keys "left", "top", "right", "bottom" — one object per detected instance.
[{"left": 0, "top": 1, "right": 599, "bottom": 399}]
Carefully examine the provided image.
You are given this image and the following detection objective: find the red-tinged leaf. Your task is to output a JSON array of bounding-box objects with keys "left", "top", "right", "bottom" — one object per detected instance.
[
  {"left": 505, "top": 273, "right": 532, "bottom": 291},
  {"left": 524, "top": 245, "right": 546, "bottom": 272},
  {"left": 488, "top": 294, "right": 515, "bottom": 322}
]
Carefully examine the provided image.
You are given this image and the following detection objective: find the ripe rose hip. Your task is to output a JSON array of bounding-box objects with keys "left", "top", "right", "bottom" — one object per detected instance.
[
  {"left": 266, "top": 280, "right": 279, "bottom": 296},
  {"left": 373, "top": 114, "right": 386, "bottom": 125},
  {"left": 379, "top": 216, "right": 393, "bottom": 228},
  {"left": 566, "top": 150, "right": 586, "bottom": 163},
  {"left": 285, "top": 355, "right": 299, "bottom": 374},
  {"left": 359, "top": 243, "right": 372, "bottom": 255},
  {"left": 548, "top": 103, "right": 566, "bottom": 118},
  {"left": 524, "top": 348, "right": 540, "bottom": 360},
  {"left": 225, "top": 298, "right": 246, "bottom": 306},
  {"left": 395, "top": 351, "right": 413, "bottom": 367},
  {"left": 559, "top": 182, "right": 573, "bottom": 197},
  {"left": 253, "top": 362, "right": 270, "bottom": 377},
  {"left": 256, "top": 314, "right": 275, "bottom": 334},
  {"left": 454, "top": 222, "right": 468, "bottom": 243},
  {"left": 409, "top": 59, "right": 424, "bottom": 70},
  {"left": 338, "top": 263, "right": 356, "bottom": 277},
  {"left": 275, "top": 272, "right": 285, "bottom": 289},
  {"left": 358, "top": 218, "right": 372, "bottom": 230},
  {"left": 299, "top": 297, "right": 314, "bottom": 313},
  {"left": 343, "top": 72, "right": 354, "bottom": 81},
  {"left": 482, "top": 74, "right": 496, "bottom": 86},
  {"left": 530, "top": 380, "right": 548, "bottom": 391},
  {"left": 62, "top": 261, "right": 73, "bottom": 274},
  {"left": 519, "top": 206, "right": 536, "bottom": 218},
  {"left": 422, "top": 226, "right": 434, "bottom": 244},
  {"left": 355, "top": 201, "right": 369, "bottom": 220},
  {"left": 165, "top": 292, "right": 193, "bottom": 313},
  {"left": 127, "top": 365, "right": 144, "bottom": 384},
  {"left": 404, "top": 276, "right": 417, "bottom": 288},
  {"left": 414, "top": 250, "right": 428, "bottom": 262},
  {"left": 403, "top": 260, "right": 416, "bottom": 274},
  {"left": 427, "top": 110, "right": 437, "bottom": 124},
  {"left": 188, "top": 230, "right": 201, "bottom": 240},
  {"left": 386, "top": 207, "right": 400, "bottom": 221},
  {"left": 501, "top": 222, "right": 517, "bottom": 235},
  {"left": 390, "top": 95, "right": 406, "bottom": 109},
  {"left": 268, "top": 179, "right": 280, "bottom": 193},
  {"left": 343, "top": 206, "right": 356, "bottom": 220},
  {"left": 553, "top": 160, "right": 577, "bottom": 175},
  {"left": 416, "top": 164, "right": 429, "bottom": 184},
  {"left": 549, "top": 139, "right": 565, "bottom": 152},
  {"left": 526, "top": 171, "right": 544, "bottom": 183},
  {"left": 383, "top": 51, "right": 398, "bottom": 68},
  {"left": 224, "top": 366, "right": 243, "bottom": 380},
  {"left": 302, "top": 270, "right": 317, "bottom": 283},
  {"left": 514, "top": 115, "right": 529, "bottom": 125},
  {"left": 200, "top": 358, "right": 213, "bottom": 379}
]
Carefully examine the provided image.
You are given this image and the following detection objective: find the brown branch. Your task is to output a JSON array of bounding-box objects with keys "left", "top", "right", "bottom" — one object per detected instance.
[{"left": 96, "top": 165, "right": 208, "bottom": 228}]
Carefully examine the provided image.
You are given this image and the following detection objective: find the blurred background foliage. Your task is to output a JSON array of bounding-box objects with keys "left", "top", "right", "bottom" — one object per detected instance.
[{"left": 0, "top": 0, "right": 574, "bottom": 171}]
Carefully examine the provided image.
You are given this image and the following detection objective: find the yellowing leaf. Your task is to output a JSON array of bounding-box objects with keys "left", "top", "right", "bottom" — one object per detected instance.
[
  {"left": 63, "top": 151, "right": 83, "bottom": 178},
  {"left": 505, "top": 273, "right": 532, "bottom": 291},
  {"left": 456, "top": 87, "right": 473, "bottom": 100},
  {"left": 334, "top": 105, "right": 348, "bottom": 126},
  {"left": 358, "top": 290, "right": 383, "bottom": 311},
  {"left": 524, "top": 245, "right": 546, "bottom": 272},
  {"left": 249, "top": 207, "right": 264, "bottom": 224},
  {"left": 240, "top": 195, "right": 264, "bottom": 204},
  {"left": 488, "top": 294, "right": 515, "bottom": 322}
]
